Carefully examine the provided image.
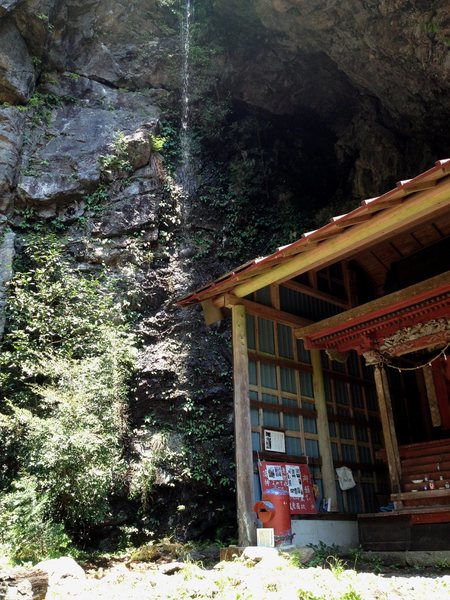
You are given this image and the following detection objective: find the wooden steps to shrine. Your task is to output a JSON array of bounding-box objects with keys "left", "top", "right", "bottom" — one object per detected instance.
[
  {"left": 391, "top": 488, "right": 450, "bottom": 509},
  {"left": 378, "top": 438, "right": 450, "bottom": 508},
  {"left": 358, "top": 506, "right": 450, "bottom": 550}
]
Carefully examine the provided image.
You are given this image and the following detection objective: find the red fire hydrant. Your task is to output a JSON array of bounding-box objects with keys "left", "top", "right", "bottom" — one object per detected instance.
[{"left": 253, "top": 487, "right": 294, "bottom": 546}]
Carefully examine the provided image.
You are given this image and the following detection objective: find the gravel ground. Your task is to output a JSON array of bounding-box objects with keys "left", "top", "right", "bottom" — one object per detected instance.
[{"left": 44, "top": 551, "right": 450, "bottom": 600}]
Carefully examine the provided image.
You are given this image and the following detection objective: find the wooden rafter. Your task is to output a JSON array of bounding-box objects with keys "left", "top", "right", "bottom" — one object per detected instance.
[
  {"left": 362, "top": 195, "right": 404, "bottom": 212},
  {"left": 281, "top": 280, "right": 349, "bottom": 309}
]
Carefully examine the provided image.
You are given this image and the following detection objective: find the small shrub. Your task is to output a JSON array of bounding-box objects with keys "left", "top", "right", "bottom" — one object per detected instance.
[
  {"left": 298, "top": 591, "right": 325, "bottom": 600},
  {"left": 130, "top": 543, "right": 161, "bottom": 562},
  {"left": 28, "top": 92, "right": 62, "bottom": 126},
  {"left": 367, "top": 554, "right": 384, "bottom": 575},
  {"left": 435, "top": 558, "right": 450, "bottom": 570},
  {"left": 348, "top": 546, "right": 364, "bottom": 570},
  {"left": 326, "top": 555, "right": 347, "bottom": 577},
  {"left": 99, "top": 131, "right": 133, "bottom": 177},
  {"left": 306, "top": 541, "right": 342, "bottom": 568},
  {"left": 340, "top": 591, "right": 363, "bottom": 600},
  {"left": 150, "top": 134, "right": 167, "bottom": 153}
]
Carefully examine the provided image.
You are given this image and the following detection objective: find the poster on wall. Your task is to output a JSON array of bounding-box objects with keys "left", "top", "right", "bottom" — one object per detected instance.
[{"left": 258, "top": 460, "right": 317, "bottom": 514}]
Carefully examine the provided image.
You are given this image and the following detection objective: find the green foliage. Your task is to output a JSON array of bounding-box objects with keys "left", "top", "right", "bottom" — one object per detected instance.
[
  {"left": 0, "top": 235, "right": 137, "bottom": 550},
  {"left": 435, "top": 558, "right": 450, "bottom": 570},
  {"left": 150, "top": 134, "right": 167, "bottom": 153},
  {"left": 339, "top": 591, "right": 363, "bottom": 600},
  {"left": 187, "top": 39, "right": 230, "bottom": 141},
  {"left": 297, "top": 591, "right": 325, "bottom": 600},
  {"left": 65, "top": 72, "right": 81, "bottom": 80},
  {"left": 156, "top": 0, "right": 179, "bottom": 8},
  {"left": 31, "top": 56, "right": 42, "bottom": 68},
  {"left": 326, "top": 555, "right": 347, "bottom": 577},
  {"left": 306, "top": 541, "right": 342, "bottom": 568},
  {"left": 127, "top": 432, "right": 172, "bottom": 510},
  {"left": 84, "top": 185, "right": 110, "bottom": 214},
  {"left": 0, "top": 475, "right": 73, "bottom": 564},
  {"left": 12, "top": 206, "right": 70, "bottom": 234},
  {"left": 424, "top": 19, "right": 440, "bottom": 35},
  {"left": 160, "top": 121, "right": 180, "bottom": 173},
  {"left": 27, "top": 92, "right": 62, "bottom": 126},
  {"left": 99, "top": 131, "right": 133, "bottom": 178},
  {"left": 367, "top": 554, "right": 384, "bottom": 575}
]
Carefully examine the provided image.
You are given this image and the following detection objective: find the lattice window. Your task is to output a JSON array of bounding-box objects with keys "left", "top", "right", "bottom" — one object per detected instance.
[
  {"left": 322, "top": 351, "right": 384, "bottom": 513},
  {"left": 246, "top": 315, "right": 320, "bottom": 474}
]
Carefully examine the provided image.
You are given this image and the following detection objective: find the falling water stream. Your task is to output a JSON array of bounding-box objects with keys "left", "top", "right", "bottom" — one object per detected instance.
[{"left": 179, "top": 0, "right": 195, "bottom": 205}]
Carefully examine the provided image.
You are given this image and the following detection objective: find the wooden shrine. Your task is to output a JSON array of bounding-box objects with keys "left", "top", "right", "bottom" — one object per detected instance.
[{"left": 179, "top": 159, "right": 450, "bottom": 549}]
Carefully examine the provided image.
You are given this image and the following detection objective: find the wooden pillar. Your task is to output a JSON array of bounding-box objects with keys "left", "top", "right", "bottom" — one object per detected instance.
[
  {"left": 373, "top": 365, "right": 402, "bottom": 494},
  {"left": 232, "top": 304, "right": 256, "bottom": 546},
  {"left": 310, "top": 349, "right": 338, "bottom": 511}
]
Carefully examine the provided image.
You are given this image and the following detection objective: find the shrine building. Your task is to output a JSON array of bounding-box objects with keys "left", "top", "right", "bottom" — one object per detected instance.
[{"left": 179, "top": 159, "right": 450, "bottom": 551}]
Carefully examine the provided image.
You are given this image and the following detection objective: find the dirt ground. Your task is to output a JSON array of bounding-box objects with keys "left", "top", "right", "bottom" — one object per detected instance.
[{"left": 43, "top": 547, "right": 450, "bottom": 600}]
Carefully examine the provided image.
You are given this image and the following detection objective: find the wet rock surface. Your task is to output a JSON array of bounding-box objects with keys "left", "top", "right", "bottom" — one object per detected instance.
[
  {"left": 0, "top": 225, "right": 14, "bottom": 339},
  {"left": 0, "top": 17, "right": 34, "bottom": 103},
  {"left": 16, "top": 74, "right": 160, "bottom": 209},
  {"left": 0, "top": 107, "right": 25, "bottom": 211}
]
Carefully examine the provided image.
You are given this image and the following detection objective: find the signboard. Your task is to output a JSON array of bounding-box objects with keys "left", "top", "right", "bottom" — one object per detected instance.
[
  {"left": 264, "top": 429, "right": 286, "bottom": 453},
  {"left": 258, "top": 460, "right": 317, "bottom": 514}
]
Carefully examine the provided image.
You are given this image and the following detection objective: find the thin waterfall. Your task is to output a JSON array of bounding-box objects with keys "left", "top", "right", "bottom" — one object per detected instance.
[{"left": 179, "top": 0, "right": 194, "bottom": 203}]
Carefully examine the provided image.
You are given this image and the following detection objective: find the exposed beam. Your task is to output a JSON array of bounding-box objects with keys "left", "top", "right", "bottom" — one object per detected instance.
[
  {"left": 282, "top": 280, "right": 349, "bottom": 309},
  {"left": 230, "top": 183, "right": 450, "bottom": 299},
  {"left": 362, "top": 196, "right": 404, "bottom": 212},
  {"left": 214, "top": 293, "right": 311, "bottom": 329},
  {"left": 332, "top": 214, "right": 369, "bottom": 228},
  {"left": 232, "top": 304, "right": 256, "bottom": 547},
  {"left": 401, "top": 180, "right": 437, "bottom": 193},
  {"left": 201, "top": 299, "right": 223, "bottom": 325}
]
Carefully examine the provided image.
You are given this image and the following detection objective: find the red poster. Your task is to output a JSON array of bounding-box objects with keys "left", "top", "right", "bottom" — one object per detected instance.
[{"left": 258, "top": 461, "right": 317, "bottom": 514}]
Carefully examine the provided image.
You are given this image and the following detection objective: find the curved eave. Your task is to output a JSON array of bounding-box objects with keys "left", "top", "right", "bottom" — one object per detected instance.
[{"left": 178, "top": 159, "right": 450, "bottom": 307}]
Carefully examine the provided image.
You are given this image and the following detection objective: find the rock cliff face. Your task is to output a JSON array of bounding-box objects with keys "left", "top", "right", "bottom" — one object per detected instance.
[{"left": 0, "top": 0, "right": 449, "bottom": 543}]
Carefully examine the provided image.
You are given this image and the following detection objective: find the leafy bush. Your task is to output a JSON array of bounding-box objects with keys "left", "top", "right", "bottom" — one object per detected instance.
[
  {"left": 150, "top": 134, "right": 167, "bottom": 153},
  {"left": 0, "top": 475, "right": 73, "bottom": 564},
  {"left": 0, "top": 235, "right": 137, "bottom": 549}
]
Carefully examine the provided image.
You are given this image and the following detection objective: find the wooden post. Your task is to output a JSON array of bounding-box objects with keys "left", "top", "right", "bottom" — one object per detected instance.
[
  {"left": 232, "top": 304, "right": 256, "bottom": 546},
  {"left": 310, "top": 349, "right": 338, "bottom": 511},
  {"left": 373, "top": 365, "right": 402, "bottom": 494}
]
